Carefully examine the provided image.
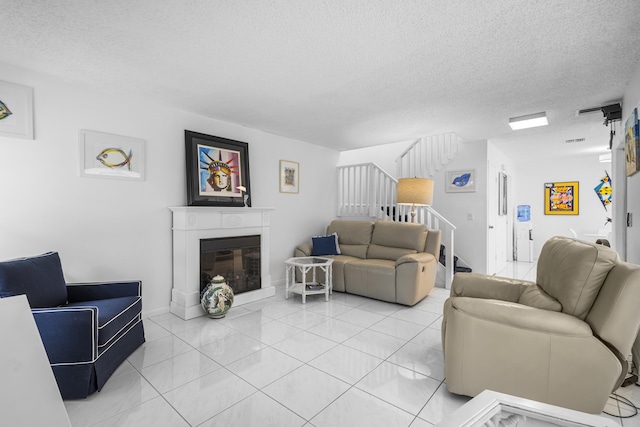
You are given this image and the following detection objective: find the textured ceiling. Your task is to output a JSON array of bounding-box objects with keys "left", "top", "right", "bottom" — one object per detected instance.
[{"left": 2, "top": 0, "right": 640, "bottom": 153}]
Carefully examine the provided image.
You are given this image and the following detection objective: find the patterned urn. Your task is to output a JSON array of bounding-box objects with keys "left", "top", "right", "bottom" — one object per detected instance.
[{"left": 201, "top": 275, "right": 234, "bottom": 318}]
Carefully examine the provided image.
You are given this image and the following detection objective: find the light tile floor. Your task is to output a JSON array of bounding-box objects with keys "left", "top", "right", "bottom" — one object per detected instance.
[{"left": 64, "top": 261, "right": 638, "bottom": 426}]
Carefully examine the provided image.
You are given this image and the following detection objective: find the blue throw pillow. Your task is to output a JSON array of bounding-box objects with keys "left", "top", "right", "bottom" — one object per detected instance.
[
  {"left": 0, "top": 252, "right": 68, "bottom": 308},
  {"left": 311, "top": 233, "right": 341, "bottom": 256}
]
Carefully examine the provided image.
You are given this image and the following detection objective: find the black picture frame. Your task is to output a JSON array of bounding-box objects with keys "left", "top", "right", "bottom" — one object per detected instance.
[{"left": 185, "top": 130, "right": 251, "bottom": 207}]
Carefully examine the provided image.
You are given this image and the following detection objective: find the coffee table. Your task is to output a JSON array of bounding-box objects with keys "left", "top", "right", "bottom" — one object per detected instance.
[{"left": 284, "top": 257, "right": 333, "bottom": 304}]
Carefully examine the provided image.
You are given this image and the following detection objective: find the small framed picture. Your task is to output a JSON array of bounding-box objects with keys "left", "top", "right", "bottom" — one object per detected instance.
[
  {"left": 79, "top": 130, "right": 146, "bottom": 181},
  {"left": 280, "top": 160, "right": 299, "bottom": 193},
  {"left": 0, "top": 80, "right": 34, "bottom": 140},
  {"left": 446, "top": 169, "right": 476, "bottom": 193}
]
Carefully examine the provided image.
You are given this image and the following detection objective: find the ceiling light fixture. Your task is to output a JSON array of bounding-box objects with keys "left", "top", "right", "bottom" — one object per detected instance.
[
  {"left": 508, "top": 112, "right": 549, "bottom": 130},
  {"left": 599, "top": 153, "right": 612, "bottom": 163}
]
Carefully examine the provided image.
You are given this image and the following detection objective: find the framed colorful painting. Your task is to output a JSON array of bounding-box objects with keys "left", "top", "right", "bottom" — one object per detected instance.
[
  {"left": 79, "top": 130, "right": 146, "bottom": 180},
  {"left": 185, "top": 130, "right": 251, "bottom": 207},
  {"left": 279, "top": 160, "right": 299, "bottom": 193},
  {"left": 445, "top": 169, "right": 476, "bottom": 193},
  {"left": 625, "top": 108, "right": 639, "bottom": 177},
  {"left": 544, "top": 181, "right": 579, "bottom": 215},
  {"left": 0, "top": 80, "right": 34, "bottom": 140}
]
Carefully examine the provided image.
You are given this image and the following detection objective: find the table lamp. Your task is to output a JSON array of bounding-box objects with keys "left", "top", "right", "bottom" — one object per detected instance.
[{"left": 397, "top": 178, "right": 434, "bottom": 222}]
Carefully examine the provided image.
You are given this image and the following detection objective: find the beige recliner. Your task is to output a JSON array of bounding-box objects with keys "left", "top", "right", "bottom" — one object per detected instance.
[{"left": 442, "top": 236, "right": 640, "bottom": 414}]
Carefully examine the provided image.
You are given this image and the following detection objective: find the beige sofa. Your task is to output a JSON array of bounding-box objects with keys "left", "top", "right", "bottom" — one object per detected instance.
[
  {"left": 295, "top": 220, "right": 441, "bottom": 306},
  {"left": 442, "top": 236, "right": 640, "bottom": 414}
]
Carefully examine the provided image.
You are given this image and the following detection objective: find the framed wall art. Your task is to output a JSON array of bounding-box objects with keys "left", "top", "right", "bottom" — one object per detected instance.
[
  {"left": 185, "top": 130, "right": 251, "bottom": 206},
  {"left": 79, "top": 130, "right": 146, "bottom": 180},
  {"left": 498, "top": 172, "right": 508, "bottom": 216},
  {"left": 625, "top": 107, "right": 639, "bottom": 177},
  {"left": 279, "top": 160, "right": 299, "bottom": 193},
  {"left": 445, "top": 169, "right": 476, "bottom": 193},
  {"left": 0, "top": 80, "right": 34, "bottom": 140},
  {"left": 544, "top": 181, "right": 579, "bottom": 215}
]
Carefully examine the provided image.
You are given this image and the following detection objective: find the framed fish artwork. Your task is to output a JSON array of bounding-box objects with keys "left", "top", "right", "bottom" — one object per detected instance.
[
  {"left": 445, "top": 169, "right": 476, "bottom": 193},
  {"left": 0, "top": 80, "right": 34, "bottom": 140},
  {"left": 185, "top": 130, "right": 251, "bottom": 207},
  {"left": 544, "top": 181, "right": 579, "bottom": 215},
  {"left": 78, "top": 130, "right": 146, "bottom": 180}
]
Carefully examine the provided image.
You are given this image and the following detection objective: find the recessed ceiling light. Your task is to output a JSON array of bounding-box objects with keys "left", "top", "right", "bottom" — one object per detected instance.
[{"left": 509, "top": 112, "right": 549, "bottom": 130}]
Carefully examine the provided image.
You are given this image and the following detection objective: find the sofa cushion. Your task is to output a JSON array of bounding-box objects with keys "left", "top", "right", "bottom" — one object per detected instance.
[
  {"left": 367, "top": 244, "right": 417, "bottom": 261},
  {"left": 327, "top": 220, "right": 374, "bottom": 245},
  {"left": 327, "top": 220, "right": 374, "bottom": 259},
  {"left": 344, "top": 259, "right": 396, "bottom": 302},
  {"left": 312, "top": 233, "right": 341, "bottom": 256},
  {"left": 338, "top": 244, "right": 369, "bottom": 259},
  {"left": 370, "top": 221, "right": 427, "bottom": 252},
  {"left": 328, "top": 255, "right": 361, "bottom": 292},
  {"left": 537, "top": 237, "right": 617, "bottom": 320},
  {"left": 67, "top": 296, "right": 142, "bottom": 349},
  {"left": 0, "top": 252, "right": 68, "bottom": 308}
]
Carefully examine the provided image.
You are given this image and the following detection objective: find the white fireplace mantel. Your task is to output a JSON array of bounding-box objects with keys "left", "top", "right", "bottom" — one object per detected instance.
[{"left": 169, "top": 206, "right": 276, "bottom": 320}]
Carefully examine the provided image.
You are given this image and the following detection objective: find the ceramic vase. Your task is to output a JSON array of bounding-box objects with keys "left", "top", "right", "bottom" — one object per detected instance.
[{"left": 201, "top": 275, "right": 234, "bottom": 318}]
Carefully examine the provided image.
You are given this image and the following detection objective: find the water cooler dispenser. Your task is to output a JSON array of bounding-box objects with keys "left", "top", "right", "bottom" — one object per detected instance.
[{"left": 515, "top": 205, "right": 533, "bottom": 262}]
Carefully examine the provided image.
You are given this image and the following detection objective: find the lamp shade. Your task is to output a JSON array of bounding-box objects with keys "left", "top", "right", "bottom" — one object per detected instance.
[{"left": 397, "top": 178, "right": 434, "bottom": 206}]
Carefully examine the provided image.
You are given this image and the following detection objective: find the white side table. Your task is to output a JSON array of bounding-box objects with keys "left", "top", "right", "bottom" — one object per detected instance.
[{"left": 285, "top": 256, "right": 333, "bottom": 304}]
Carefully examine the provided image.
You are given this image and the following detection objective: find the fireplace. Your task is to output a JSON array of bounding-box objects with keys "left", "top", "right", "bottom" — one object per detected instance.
[
  {"left": 169, "top": 206, "right": 275, "bottom": 320},
  {"left": 200, "top": 235, "right": 261, "bottom": 295}
]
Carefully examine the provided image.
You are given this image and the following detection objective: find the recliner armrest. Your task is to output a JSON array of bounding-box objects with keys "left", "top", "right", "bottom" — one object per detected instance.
[
  {"left": 67, "top": 280, "right": 141, "bottom": 302},
  {"left": 32, "top": 306, "right": 98, "bottom": 364},
  {"left": 446, "top": 297, "right": 591, "bottom": 336},
  {"left": 451, "top": 272, "right": 534, "bottom": 303},
  {"left": 396, "top": 252, "right": 433, "bottom": 266}
]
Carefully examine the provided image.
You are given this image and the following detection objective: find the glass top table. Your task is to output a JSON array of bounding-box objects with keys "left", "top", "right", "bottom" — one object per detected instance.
[
  {"left": 436, "top": 390, "right": 620, "bottom": 427},
  {"left": 284, "top": 256, "right": 334, "bottom": 304}
]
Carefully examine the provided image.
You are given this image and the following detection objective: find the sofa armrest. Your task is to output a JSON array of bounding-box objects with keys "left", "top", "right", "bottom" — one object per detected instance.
[
  {"left": 424, "top": 229, "right": 441, "bottom": 258},
  {"left": 450, "top": 272, "right": 534, "bottom": 303},
  {"left": 67, "top": 280, "right": 141, "bottom": 302},
  {"left": 295, "top": 242, "right": 313, "bottom": 257},
  {"left": 32, "top": 306, "right": 98, "bottom": 364},
  {"left": 395, "top": 253, "right": 438, "bottom": 305}
]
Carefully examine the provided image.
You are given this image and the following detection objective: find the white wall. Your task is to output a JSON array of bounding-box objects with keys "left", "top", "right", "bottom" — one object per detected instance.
[
  {"left": 431, "top": 140, "right": 489, "bottom": 273},
  {"left": 511, "top": 153, "right": 612, "bottom": 258},
  {"left": 0, "top": 62, "right": 339, "bottom": 316},
  {"left": 623, "top": 58, "right": 640, "bottom": 264}
]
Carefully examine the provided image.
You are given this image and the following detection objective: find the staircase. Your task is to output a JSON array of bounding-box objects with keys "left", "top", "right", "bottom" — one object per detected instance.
[
  {"left": 337, "top": 133, "right": 463, "bottom": 289},
  {"left": 396, "top": 132, "right": 462, "bottom": 178}
]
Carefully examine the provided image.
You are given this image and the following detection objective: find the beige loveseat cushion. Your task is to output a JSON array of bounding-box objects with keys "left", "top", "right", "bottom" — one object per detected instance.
[
  {"left": 369, "top": 221, "right": 427, "bottom": 252},
  {"left": 537, "top": 236, "right": 617, "bottom": 319},
  {"left": 327, "top": 220, "right": 374, "bottom": 259}
]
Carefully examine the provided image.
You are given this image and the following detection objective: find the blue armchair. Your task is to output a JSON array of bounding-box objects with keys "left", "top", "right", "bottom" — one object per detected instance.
[{"left": 0, "top": 252, "right": 145, "bottom": 399}]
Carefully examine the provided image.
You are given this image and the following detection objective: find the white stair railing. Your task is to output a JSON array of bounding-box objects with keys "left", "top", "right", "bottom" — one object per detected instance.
[
  {"left": 396, "top": 132, "right": 462, "bottom": 178},
  {"left": 337, "top": 162, "right": 457, "bottom": 288}
]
